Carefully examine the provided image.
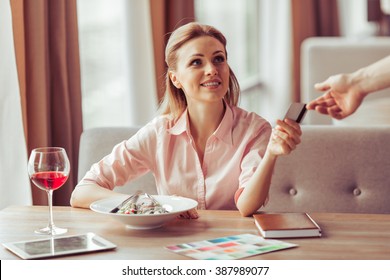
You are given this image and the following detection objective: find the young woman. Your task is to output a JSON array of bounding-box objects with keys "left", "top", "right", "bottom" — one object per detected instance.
[{"left": 70, "top": 22, "right": 302, "bottom": 217}]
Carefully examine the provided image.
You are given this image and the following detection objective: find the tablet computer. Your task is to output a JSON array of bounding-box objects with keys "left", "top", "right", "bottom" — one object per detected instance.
[{"left": 2, "top": 232, "right": 116, "bottom": 259}]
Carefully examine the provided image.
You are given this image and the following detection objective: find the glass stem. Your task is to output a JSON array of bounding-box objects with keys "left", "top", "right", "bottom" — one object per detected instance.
[{"left": 47, "top": 189, "right": 54, "bottom": 230}]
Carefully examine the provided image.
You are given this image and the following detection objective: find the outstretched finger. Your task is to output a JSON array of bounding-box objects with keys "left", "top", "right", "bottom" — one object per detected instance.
[
  {"left": 307, "top": 91, "right": 334, "bottom": 109},
  {"left": 314, "top": 81, "right": 331, "bottom": 92}
]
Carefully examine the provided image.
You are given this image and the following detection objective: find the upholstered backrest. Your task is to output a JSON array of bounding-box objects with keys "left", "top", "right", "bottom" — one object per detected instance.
[
  {"left": 265, "top": 125, "right": 390, "bottom": 214},
  {"left": 78, "top": 126, "right": 390, "bottom": 213},
  {"left": 77, "top": 127, "right": 157, "bottom": 195}
]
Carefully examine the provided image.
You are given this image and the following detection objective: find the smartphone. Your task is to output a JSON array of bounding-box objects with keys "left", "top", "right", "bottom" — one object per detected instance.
[{"left": 284, "top": 103, "right": 307, "bottom": 123}]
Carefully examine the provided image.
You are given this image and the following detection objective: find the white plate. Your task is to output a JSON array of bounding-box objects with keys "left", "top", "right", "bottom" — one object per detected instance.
[{"left": 90, "top": 195, "right": 198, "bottom": 230}]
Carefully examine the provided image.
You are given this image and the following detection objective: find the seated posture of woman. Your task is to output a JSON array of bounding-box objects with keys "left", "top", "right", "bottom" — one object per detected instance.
[{"left": 70, "top": 22, "right": 302, "bottom": 217}]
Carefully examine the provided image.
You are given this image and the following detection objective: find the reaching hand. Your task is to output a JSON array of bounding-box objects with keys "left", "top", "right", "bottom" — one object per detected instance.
[{"left": 306, "top": 74, "right": 365, "bottom": 120}]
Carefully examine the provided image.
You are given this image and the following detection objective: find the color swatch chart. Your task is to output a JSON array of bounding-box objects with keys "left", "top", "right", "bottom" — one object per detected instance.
[{"left": 165, "top": 233, "right": 296, "bottom": 260}]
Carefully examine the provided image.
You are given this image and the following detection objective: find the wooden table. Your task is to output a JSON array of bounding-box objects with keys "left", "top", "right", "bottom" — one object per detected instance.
[{"left": 1, "top": 205, "right": 390, "bottom": 260}]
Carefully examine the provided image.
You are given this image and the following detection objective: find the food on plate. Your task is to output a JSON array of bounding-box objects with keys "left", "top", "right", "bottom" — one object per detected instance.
[{"left": 117, "top": 193, "right": 169, "bottom": 215}]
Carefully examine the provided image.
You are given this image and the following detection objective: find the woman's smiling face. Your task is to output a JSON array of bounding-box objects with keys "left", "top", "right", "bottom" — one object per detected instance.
[{"left": 169, "top": 36, "right": 230, "bottom": 106}]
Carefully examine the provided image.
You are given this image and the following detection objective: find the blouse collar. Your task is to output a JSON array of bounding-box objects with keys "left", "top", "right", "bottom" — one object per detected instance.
[{"left": 168, "top": 100, "right": 233, "bottom": 146}]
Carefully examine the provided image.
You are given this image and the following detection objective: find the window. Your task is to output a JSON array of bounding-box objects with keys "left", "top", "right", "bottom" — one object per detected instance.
[
  {"left": 195, "top": 0, "right": 263, "bottom": 113},
  {"left": 338, "top": 0, "right": 378, "bottom": 37},
  {"left": 78, "top": 0, "right": 265, "bottom": 129},
  {"left": 78, "top": 1, "right": 379, "bottom": 128},
  {"left": 77, "top": 0, "right": 131, "bottom": 129}
]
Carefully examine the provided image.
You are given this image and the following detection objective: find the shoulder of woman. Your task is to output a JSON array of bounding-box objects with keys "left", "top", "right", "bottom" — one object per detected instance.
[
  {"left": 231, "top": 106, "right": 271, "bottom": 129},
  {"left": 134, "top": 114, "right": 173, "bottom": 139}
]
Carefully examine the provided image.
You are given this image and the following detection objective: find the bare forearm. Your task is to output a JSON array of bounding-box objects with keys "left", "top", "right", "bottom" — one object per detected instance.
[
  {"left": 70, "top": 182, "right": 123, "bottom": 209},
  {"left": 236, "top": 150, "right": 277, "bottom": 217},
  {"left": 354, "top": 55, "right": 390, "bottom": 96},
  {"left": 236, "top": 119, "right": 302, "bottom": 217}
]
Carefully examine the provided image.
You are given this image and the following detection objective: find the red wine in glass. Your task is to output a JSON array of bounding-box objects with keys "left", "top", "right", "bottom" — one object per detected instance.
[
  {"left": 31, "top": 171, "right": 69, "bottom": 191},
  {"left": 28, "top": 147, "right": 70, "bottom": 235}
]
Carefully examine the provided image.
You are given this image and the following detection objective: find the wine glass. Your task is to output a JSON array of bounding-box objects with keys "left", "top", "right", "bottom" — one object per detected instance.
[{"left": 28, "top": 147, "right": 70, "bottom": 235}]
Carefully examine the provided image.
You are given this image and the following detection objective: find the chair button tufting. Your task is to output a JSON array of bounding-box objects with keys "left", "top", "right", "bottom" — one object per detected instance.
[
  {"left": 353, "top": 188, "right": 361, "bottom": 196},
  {"left": 289, "top": 188, "right": 297, "bottom": 196}
]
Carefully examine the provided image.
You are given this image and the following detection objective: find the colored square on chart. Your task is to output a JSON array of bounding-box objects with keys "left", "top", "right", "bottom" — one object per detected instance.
[
  {"left": 165, "top": 234, "right": 297, "bottom": 260},
  {"left": 217, "top": 242, "right": 237, "bottom": 248},
  {"left": 208, "top": 237, "right": 231, "bottom": 244}
]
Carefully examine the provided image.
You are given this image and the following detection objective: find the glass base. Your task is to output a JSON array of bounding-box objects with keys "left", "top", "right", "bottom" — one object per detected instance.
[{"left": 35, "top": 225, "right": 67, "bottom": 235}]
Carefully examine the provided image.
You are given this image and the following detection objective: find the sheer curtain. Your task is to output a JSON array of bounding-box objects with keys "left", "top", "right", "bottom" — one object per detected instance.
[
  {"left": 124, "top": 0, "right": 158, "bottom": 124},
  {"left": 78, "top": 0, "right": 158, "bottom": 129},
  {"left": 257, "top": 0, "right": 293, "bottom": 123},
  {"left": 0, "top": 0, "right": 31, "bottom": 209}
]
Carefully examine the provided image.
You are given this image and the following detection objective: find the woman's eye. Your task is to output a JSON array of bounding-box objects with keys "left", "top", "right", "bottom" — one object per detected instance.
[
  {"left": 190, "top": 59, "right": 201, "bottom": 66},
  {"left": 214, "top": 55, "right": 225, "bottom": 63}
]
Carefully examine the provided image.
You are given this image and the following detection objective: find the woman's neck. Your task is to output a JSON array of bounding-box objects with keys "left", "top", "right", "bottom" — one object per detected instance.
[
  {"left": 187, "top": 101, "right": 225, "bottom": 139},
  {"left": 187, "top": 101, "right": 226, "bottom": 163}
]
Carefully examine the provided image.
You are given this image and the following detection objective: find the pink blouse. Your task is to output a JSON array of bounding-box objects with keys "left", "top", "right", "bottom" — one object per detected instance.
[{"left": 78, "top": 104, "right": 271, "bottom": 210}]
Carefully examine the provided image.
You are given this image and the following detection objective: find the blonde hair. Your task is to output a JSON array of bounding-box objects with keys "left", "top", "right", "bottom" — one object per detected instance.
[{"left": 158, "top": 22, "right": 240, "bottom": 119}]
